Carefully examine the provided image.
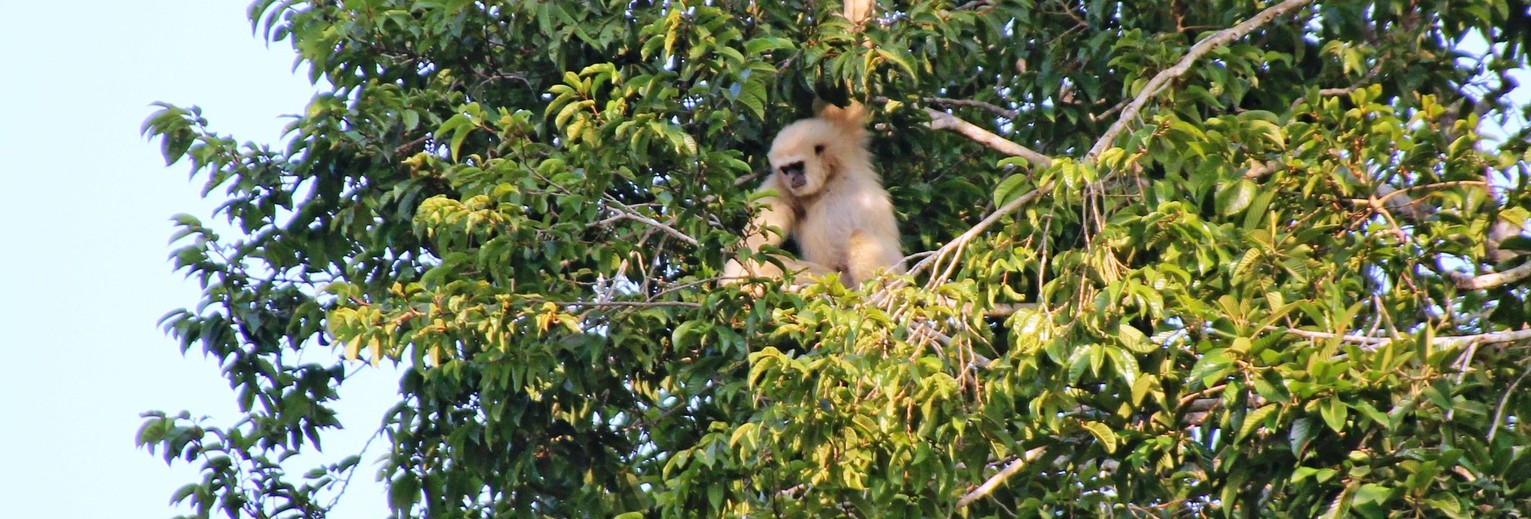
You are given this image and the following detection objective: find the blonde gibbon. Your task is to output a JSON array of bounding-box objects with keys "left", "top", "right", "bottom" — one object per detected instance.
[{"left": 722, "top": 102, "right": 904, "bottom": 289}]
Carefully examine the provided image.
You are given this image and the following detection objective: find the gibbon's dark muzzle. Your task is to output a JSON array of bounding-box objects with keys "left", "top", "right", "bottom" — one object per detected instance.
[{"left": 779, "top": 162, "right": 806, "bottom": 189}]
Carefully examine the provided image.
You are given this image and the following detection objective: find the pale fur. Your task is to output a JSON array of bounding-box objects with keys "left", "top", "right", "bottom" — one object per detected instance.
[{"left": 722, "top": 102, "right": 903, "bottom": 289}]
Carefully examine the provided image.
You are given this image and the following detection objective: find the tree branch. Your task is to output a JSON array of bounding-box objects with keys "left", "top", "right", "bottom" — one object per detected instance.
[
  {"left": 956, "top": 447, "right": 1048, "bottom": 508},
  {"left": 912, "top": 0, "right": 1312, "bottom": 285},
  {"left": 907, "top": 182, "right": 1053, "bottom": 280},
  {"left": 1489, "top": 367, "right": 1531, "bottom": 444},
  {"left": 1452, "top": 261, "right": 1531, "bottom": 290},
  {"left": 551, "top": 300, "right": 702, "bottom": 309},
  {"left": 1274, "top": 326, "right": 1531, "bottom": 350},
  {"left": 598, "top": 199, "right": 700, "bottom": 247},
  {"left": 924, "top": 96, "right": 1019, "bottom": 119},
  {"left": 923, "top": 108, "right": 1052, "bottom": 167},
  {"left": 1086, "top": 0, "right": 1316, "bottom": 160}
]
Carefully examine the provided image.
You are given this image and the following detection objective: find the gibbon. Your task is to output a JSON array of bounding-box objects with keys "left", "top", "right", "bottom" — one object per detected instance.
[{"left": 722, "top": 102, "right": 904, "bottom": 289}]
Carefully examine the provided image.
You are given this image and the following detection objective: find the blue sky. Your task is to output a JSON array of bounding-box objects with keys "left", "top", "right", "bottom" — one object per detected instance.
[{"left": 0, "top": 2, "right": 392, "bottom": 517}]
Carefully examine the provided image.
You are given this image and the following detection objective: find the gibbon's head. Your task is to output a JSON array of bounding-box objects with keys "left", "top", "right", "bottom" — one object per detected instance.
[{"left": 768, "top": 102, "right": 871, "bottom": 198}]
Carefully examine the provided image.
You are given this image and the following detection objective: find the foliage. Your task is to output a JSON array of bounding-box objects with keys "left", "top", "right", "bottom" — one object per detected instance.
[{"left": 138, "top": 0, "right": 1531, "bottom": 517}]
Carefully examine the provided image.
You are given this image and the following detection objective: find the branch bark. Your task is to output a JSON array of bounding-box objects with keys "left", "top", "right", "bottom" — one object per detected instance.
[{"left": 1086, "top": 0, "right": 1316, "bottom": 160}]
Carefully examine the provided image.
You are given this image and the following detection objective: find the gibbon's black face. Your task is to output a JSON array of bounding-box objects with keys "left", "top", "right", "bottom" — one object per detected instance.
[
  {"left": 769, "top": 118, "right": 841, "bottom": 197},
  {"left": 778, "top": 160, "right": 807, "bottom": 189}
]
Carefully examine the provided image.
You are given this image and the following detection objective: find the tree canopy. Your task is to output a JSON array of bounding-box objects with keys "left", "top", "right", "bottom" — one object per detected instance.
[{"left": 139, "top": 0, "right": 1531, "bottom": 516}]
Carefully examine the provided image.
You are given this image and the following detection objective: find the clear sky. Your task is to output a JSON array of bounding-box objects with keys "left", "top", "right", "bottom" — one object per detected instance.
[{"left": 0, "top": 2, "right": 393, "bottom": 517}]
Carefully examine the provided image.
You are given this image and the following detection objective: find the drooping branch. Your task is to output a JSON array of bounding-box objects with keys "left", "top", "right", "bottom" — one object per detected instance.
[
  {"left": 1086, "top": 0, "right": 1316, "bottom": 160},
  {"left": 907, "top": 182, "right": 1052, "bottom": 280},
  {"left": 902, "top": 107, "right": 1054, "bottom": 284}
]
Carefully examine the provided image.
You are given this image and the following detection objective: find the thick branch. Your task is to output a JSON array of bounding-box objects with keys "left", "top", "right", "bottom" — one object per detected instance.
[
  {"left": 924, "top": 108, "right": 1052, "bottom": 167},
  {"left": 1275, "top": 326, "right": 1531, "bottom": 350},
  {"left": 843, "top": 0, "right": 872, "bottom": 26},
  {"left": 955, "top": 447, "right": 1048, "bottom": 508},
  {"left": 1452, "top": 261, "right": 1531, "bottom": 290},
  {"left": 1087, "top": 0, "right": 1315, "bottom": 160}
]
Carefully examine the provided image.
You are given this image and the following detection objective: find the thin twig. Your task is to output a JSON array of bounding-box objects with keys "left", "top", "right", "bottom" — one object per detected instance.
[
  {"left": 1488, "top": 367, "right": 1531, "bottom": 443},
  {"left": 1375, "top": 180, "right": 1488, "bottom": 205},
  {"left": 1089, "top": 98, "right": 1131, "bottom": 124},
  {"left": 393, "top": 135, "right": 429, "bottom": 155},
  {"left": 1288, "top": 70, "right": 1378, "bottom": 110},
  {"left": 1087, "top": 0, "right": 1316, "bottom": 160}
]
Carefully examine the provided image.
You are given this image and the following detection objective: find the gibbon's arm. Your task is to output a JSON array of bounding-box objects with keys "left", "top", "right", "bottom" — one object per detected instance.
[{"left": 722, "top": 180, "right": 834, "bottom": 282}]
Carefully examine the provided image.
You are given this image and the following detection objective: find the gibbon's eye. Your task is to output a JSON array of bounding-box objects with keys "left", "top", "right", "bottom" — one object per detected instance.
[{"left": 813, "top": 144, "right": 825, "bottom": 155}]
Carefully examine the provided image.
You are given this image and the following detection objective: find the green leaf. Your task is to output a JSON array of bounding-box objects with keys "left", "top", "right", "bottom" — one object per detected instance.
[
  {"left": 1081, "top": 421, "right": 1118, "bottom": 454},
  {"left": 1353, "top": 483, "right": 1393, "bottom": 506},
  {"left": 672, "top": 320, "right": 707, "bottom": 350},
  {"left": 744, "top": 36, "right": 794, "bottom": 55},
  {"left": 1215, "top": 179, "right": 1258, "bottom": 216},
  {"left": 1320, "top": 397, "right": 1348, "bottom": 433},
  {"left": 1117, "top": 321, "right": 1157, "bottom": 354},
  {"left": 1187, "top": 348, "right": 1233, "bottom": 388},
  {"left": 402, "top": 109, "right": 420, "bottom": 132},
  {"left": 1237, "top": 404, "right": 1276, "bottom": 442},
  {"left": 389, "top": 473, "right": 420, "bottom": 512},
  {"left": 1104, "top": 346, "right": 1140, "bottom": 387},
  {"left": 992, "top": 172, "right": 1030, "bottom": 207},
  {"left": 737, "top": 80, "right": 766, "bottom": 120}
]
